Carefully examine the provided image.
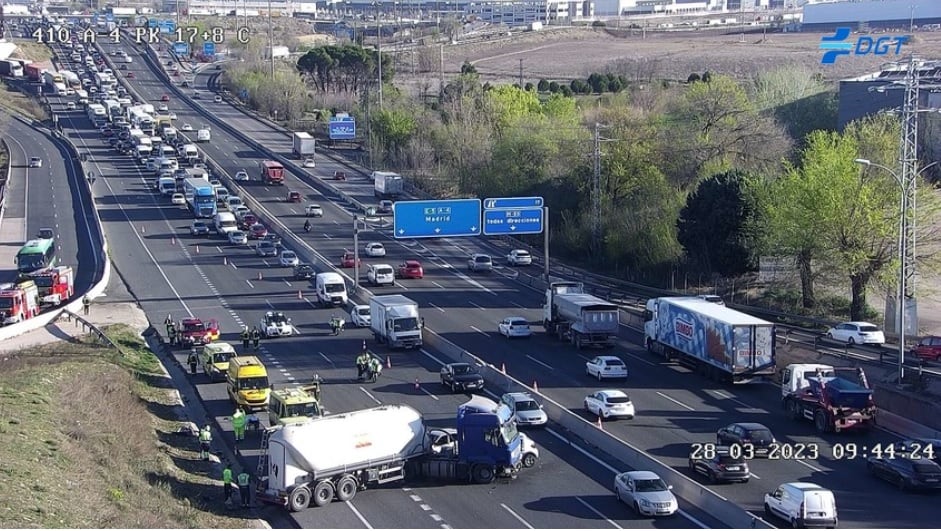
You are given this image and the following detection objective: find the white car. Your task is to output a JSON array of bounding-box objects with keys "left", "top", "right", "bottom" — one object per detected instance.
[
  {"left": 157, "top": 104, "right": 169, "bottom": 112},
  {"left": 66, "top": 101, "right": 76, "bottom": 110},
  {"left": 169, "top": 112, "right": 177, "bottom": 120},
  {"left": 171, "top": 193, "right": 186, "bottom": 205},
  {"left": 364, "top": 242, "right": 386, "bottom": 257},
  {"left": 468, "top": 253, "right": 493, "bottom": 272},
  {"left": 279, "top": 250, "right": 299, "bottom": 267},
  {"left": 306, "top": 204, "right": 324, "bottom": 217},
  {"left": 209, "top": 178, "right": 222, "bottom": 188},
  {"left": 233, "top": 206, "right": 251, "bottom": 219},
  {"left": 584, "top": 390, "right": 635, "bottom": 419},
  {"left": 585, "top": 356, "right": 628, "bottom": 381},
  {"left": 507, "top": 249, "right": 533, "bottom": 266},
  {"left": 234, "top": 170, "right": 250, "bottom": 181},
  {"left": 826, "top": 321, "right": 885, "bottom": 345},
  {"left": 500, "top": 392, "right": 547, "bottom": 427},
  {"left": 180, "top": 123, "right": 193, "bottom": 131},
  {"left": 260, "top": 311, "right": 294, "bottom": 337},
  {"left": 303, "top": 157, "right": 316, "bottom": 168},
  {"left": 228, "top": 231, "right": 248, "bottom": 245},
  {"left": 614, "top": 471, "right": 678, "bottom": 517},
  {"left": 498, "top": 317, "right": 532, "bottom": 338},
  {"left": 28, "top": 157, "right": 42, "bottom": 168},
  {"left": 226, "top": 196, "right": 244, "bottom": 210},
  {"left": 350, "top": 305, "right": 371, "bottom": 327},
  {"left": 366, "top": 264, "right": 395, "bottom": 286}
]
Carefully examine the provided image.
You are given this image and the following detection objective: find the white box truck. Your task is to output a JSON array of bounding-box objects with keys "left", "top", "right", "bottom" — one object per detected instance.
[
  {"left": 369, "top": 294, "right": 422, "bottom": 349},
  {"left": 292, "top": 132, "right": 315, "bottom": 158},
  {"left": 372, "top": 171, "right": 404, "bottom": 199}
]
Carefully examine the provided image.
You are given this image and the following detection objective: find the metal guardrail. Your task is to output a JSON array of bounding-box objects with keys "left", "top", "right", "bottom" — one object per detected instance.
[
  {"left": 58, "top": 309, "right": 117, "bottom": 348},
  {"left": 0, "top": 137, "right": 9, "bottom": 228}
]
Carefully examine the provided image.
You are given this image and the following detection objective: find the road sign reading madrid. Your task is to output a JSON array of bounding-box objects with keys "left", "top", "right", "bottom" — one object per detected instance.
[
  {"left": 393, "top": 199, "right": 481, "bottom": 239},
  {"left": 483, "top": 208, "right": 544, "bottom": 235}
]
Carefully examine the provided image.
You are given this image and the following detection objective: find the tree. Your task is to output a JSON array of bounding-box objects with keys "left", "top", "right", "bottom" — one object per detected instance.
[
  {"left": 460, "top": 60, "right": 477, "bottom": 75},
  {"left": 370, "top": 108, "right": 418, "bottom": 166},
  {"left": 751, "top": 65, "right": 838, "bottom": 145},
  {"left": 607, "top": 77, "right": 624, "bottom": 93},
  {"left": 548, "top": 81, "right": 560, "bottom": 93},
  {"left": 687, "top": 73, "right": 701, "bottom": 83},
  {"left": 570, "top": 79, "right": 587, "bottom": 93},
  {"left": 559, "top": 85, "right": 573, "bottom": 97},
  {"left": 702, "top": 71, "right": 713, "bottom": 83},
  {"left": 587, "top": 72, "right": 606, "bottom": 94},
  {"left": 524, "top": 82, "right": 535, "bottom": 92},
  {"left": 677, "top": 170, "right": 765, "bottom": 276},
  {"left": 537, "top": 79, "right": 550, "bottom": 92}
]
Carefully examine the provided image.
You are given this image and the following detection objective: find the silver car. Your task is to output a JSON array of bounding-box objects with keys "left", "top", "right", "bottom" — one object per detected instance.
[
  {"left": 467, "top": 254, "right": 493, "bottom": 272},
  {"left": 614, "top": 471, "right": 678, "bottom": 517},
  {"left": 500, "top": 392, "right": 547, "bottom": 427}
]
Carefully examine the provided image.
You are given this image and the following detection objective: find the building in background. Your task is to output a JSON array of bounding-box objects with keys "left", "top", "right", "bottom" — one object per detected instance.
[{"left": 802, "top": 0, "right": 941, "bottom": 30}]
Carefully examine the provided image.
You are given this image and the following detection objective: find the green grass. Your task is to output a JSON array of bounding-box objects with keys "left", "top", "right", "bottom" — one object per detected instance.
[{"left": 0, "top": 327, "right": 261, "bottom": 529}]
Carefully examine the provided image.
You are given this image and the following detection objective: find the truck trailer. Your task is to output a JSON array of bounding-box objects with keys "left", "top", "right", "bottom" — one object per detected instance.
[
  {"left": 543, "top": 282, "right": 618, "bottom": 349},
  {"left": 781, "top": 363, "right": 875, "bottom": 433},
  {"left": 644, "top": 297, "right": 776, "bottom": 383},
  {"left": 369, "top": 294, "right": 422, "bottom": 349},
  {"left": 292, "top": 132, "right": 315, "bottom": 158},
  {"left": 257, "top": 397, "right": 525, "bottom": 512},
  {"left": 24, "top": 64, "right": 42, "bottom": 82},
  {"left": 373, "top": 171, "right": 403, "bottom": 199}
]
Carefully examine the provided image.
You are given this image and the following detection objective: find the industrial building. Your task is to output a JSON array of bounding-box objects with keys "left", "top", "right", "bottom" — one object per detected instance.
[
  {"left": 838, "top": 62, "right": 941, "bottom": 131},
  {"left": 801, "top": 0, "right": 941, "bottom": 31}
]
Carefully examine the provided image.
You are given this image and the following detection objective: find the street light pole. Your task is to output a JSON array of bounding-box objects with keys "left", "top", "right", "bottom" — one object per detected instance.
[
  {"left": 267, "top": 0, "right": 275, "bottom": 79},
  {"left": 376, "top": 1, "right": 383, "bottom": 111}
]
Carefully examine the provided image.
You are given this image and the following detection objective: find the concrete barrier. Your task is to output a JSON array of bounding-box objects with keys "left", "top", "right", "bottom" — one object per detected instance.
[
  {"left": 421, "top": 327, "right": 773, "bottom": 529},
  {"left": 0, "top": 138, "right": 10, "bottom": 228}
]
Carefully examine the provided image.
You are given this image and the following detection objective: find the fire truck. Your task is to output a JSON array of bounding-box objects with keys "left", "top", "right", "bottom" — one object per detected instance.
[
  {"left": 29, "top": 266, "right": 74, "bottom": 307},
  {"left": 0, "top": 280, "right": 41, "bottom": 325},
  {"left": 177, "top": 318, "right": 220, "bottom": 347}
]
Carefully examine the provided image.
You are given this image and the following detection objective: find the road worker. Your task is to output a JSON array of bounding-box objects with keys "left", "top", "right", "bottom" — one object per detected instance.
[
  {"left": 237, "top": 470, "right": 251, "bottom": 507},
  {"left": 240, "top": 326, "right": 250, "bottom": 350},
  {"left": 222, "top": 462, "right": 233, "bottom": 504},
  {"left": 232, "top": 407, "right": 246, "bottom": 442},
  {"left": 368, "top": 357, "right": 382, "bottom": 383},
  {"left": 167, "top": 322, "right": 177, "bottom": 345},
  {"left": 198, "top": 424, "right": 212, "bottom": 460},
  {"left": 356, "top": 352, "right": 369, "bottom": 380},
  {"left": 187, "top": 349, "right": 198, "bottom": 375},
  {"left": 251, "top": 326, "right": 260, "bottom": 350}
]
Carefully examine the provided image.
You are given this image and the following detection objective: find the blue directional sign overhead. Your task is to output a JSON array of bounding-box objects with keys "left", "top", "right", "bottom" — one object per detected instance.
[
  {"left": 106, "top": 13, "right": 114, "bottom": 22},
  {"left": 159, "top": 20, "right": 176, "bottom": 34},
  {"left": 484, "top": 197, "right": 543, "bottom": 210},
  {"left": 484, "top": 208, "right": 544, "bottom": 235},
  {"left": 172, "top": 41, "right": 190, "bottom": 55},
  {"left": 203, "top": 42, "right": 216, "bottom": 56},
  {"left": 394, "top": 199, "right": 481, "bottom": 239},
  {"left": 329, "top": 116, "right": 356, "bottom": 140}
]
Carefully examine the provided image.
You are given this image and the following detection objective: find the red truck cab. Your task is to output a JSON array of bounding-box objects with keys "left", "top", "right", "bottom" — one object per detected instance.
[{"left": 178, "top": 318, "right": 220, "bottom": 346}]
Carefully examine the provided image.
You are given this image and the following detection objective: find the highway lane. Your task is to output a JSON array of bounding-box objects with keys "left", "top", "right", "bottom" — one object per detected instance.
[
  {"left": 106, "top": 36, "right": 941, "bottom": 528},
  {"left": 0, "top": 112, "right": 96, "bottom": 295},
  {"left": 50, "top": 40, "right": 708, "bottom": 530}
]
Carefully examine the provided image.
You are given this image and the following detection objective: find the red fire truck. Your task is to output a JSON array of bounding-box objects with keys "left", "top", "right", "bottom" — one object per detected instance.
[
  {"left": 29, "top": 266, "right": 74, "bottom": 307},
  {"left": 0, "top": 280, "right": 41, "bottom": 325}
]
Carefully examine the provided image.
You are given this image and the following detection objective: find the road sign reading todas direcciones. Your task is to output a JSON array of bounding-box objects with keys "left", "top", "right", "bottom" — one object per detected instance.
[
  {"left": 483, "top": 208, "right": 544, "bottom": 235},
  {"left": 393, "top": 199, "right": 482, "bottom": 239}
]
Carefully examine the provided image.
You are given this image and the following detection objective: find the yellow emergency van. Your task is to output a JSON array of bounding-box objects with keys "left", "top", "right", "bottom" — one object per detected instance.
[
  {"left": 226, "top": 356, "right": 270, "bottom": 412},
  {"left": 200, "top": 342, "right": 236, "bottom": 382}
]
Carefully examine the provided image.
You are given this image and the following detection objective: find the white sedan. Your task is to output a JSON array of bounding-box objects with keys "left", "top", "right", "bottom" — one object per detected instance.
[
  {"left": 303, "top": 157, "right": 316, "bottom": 168},
  {"left": 234, "top": 170, "right": 250, "bottom": 181},
  {"left": 228, "top": 230, "right": 248, "bottom": 245},
  {"left": 350, "top": 305, "right": 371, "bottom": 327},
  {"left": 507, "top": 249, "right": 533, "bottom": 266},
  {"left": 498, "top": 317, "right": 532, "bottom": 338},
  {"left": 180, "top": 123, "right": 193, "bottom": 131},
  {"left": 614, "top": 471, "right": 677, "bottom": 517},
  {"left": 826, "top": 321, "right": 885, "bottom": 345},
  {"left": 279, "top": 250, "right": 299, "bottom": 267},
  {"left": 157, "top": 104, "right": 169, "bottom": 112},
  {"left": 585, "top": 356, "right": 628, "bottom": 381},
  {"left": 364, "top": 242, "right": 386, "bottom": 257},
  {"left": 584, "top": 390, "right": 635, "bottom": 419},
  {"left": 171, "top": 193, "right": 186, "bottom": 205}
]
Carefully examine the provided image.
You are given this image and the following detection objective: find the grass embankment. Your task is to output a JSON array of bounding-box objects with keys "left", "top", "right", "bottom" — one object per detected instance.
[
  {"left": 10, "top": 40, "right": 53, "bottom": 63},
  {"left": 0, "top": 82, "right": 48, "bottom": 121},
  {"left": 0, "top": 324, "right": 260, "bottom": 528}
]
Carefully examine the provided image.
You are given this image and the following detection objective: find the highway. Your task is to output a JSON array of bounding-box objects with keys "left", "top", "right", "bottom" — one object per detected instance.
[
  {"left": 0, "top": 112, "right": 98, "bottom": 295},
  {"left": 85, "top": 35, "right": 937, "bottom": 528},
  {"left": 36, "top": 38, "right": 722, "bottom": 529}
]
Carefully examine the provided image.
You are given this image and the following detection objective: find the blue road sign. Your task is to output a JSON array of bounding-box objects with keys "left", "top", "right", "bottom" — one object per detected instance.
[
  {"left": 148, "top": 18, "right": 158, "bottom": 28},
  {"left": 394, "top": 199, "right": 482, "bottom": 239},
  {"left": 160, "top": 20, "right": 176, "bottom": 34},
  {"left": 329, "top": 117, "right": 356, "bottom": 140},
  {"left": 483, "top": 196, "right": 543, "bottom": 210},
  {"left": 203, "top": 42, "right": 216, "bottom": 56},
  {"left": 483, "top": 208, "right": 544, "bottom": 235},
  {"left": 106, "top": 13, "right": 114, "bottom": 22},
  {"left": 172, "top": 41, "right": 190, "bottom": 55}
]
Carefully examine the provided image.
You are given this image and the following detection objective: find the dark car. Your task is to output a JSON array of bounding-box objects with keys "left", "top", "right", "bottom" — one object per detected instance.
[
  {"left": 688, "top": 445, "right": 750, "bottom": 484},
  {"left": 897, "top": 438, "right": 941, "bottom": 465},
  {"left": 293, "top": 263, "right": 314, "bottom": 280},
  {"left": 440, "top": 363, "right": 484, "bottom": 393},
  {"left": 333, "top": 170, "right": 347, "bottom": 181},
  {"left": 911, "top": 336, "right": 941, "bottom": 362},
  {"left": 255, "top": 241, "right": 277, "bottom": 257},
  {"left": 261, "top": 233, "right": 282, "bottom": 249},
  {"left": 716, "top": 422, "right": 776, "bottom": 458},
  {"left": 867, "top": 454, "right": 941, "bottom": 490}
]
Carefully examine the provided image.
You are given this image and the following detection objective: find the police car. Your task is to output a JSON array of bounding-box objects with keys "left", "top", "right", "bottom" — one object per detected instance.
[{"left": 259, "top": 311, "right": 294, "bottom": 337}]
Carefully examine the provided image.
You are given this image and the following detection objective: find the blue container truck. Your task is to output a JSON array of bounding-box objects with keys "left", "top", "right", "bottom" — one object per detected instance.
[{"left": 644, "top": 297, "right": 776, "bottom": 383}]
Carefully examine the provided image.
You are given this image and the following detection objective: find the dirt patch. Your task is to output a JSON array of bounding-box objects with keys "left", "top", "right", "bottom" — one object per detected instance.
[
  {"left": 10, "top": 39, "right": 53, "bottom": 63},
  {"left": 0, "top": 325, "right": 261, "bottom": 529}
]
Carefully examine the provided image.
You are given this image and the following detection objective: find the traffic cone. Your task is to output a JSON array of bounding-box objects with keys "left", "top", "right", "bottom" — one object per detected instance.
[
  {"left": 414, "top": 378, "right": 420, "bottom": 390},
  {"left": 501, "top": 363, "right": 506, "bottom": 374},
  {"left": 386, "top": 356, "right": 391, "bottom": 369},
  {"left": 597, "top": 417, "right": 604, "bottom": 431},
  {"left": 297, "top": 290, "right": 303, "bottom": 299},
  {"left": 257, "top": 272, "right": 262, "bottom": 280},
  {"left": 533, "top": 380, "right": 538, "bottom": 393}
]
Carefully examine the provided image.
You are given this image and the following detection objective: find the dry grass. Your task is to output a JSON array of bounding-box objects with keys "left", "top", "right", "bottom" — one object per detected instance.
[
  {"left": 0, "top": 325, "right": 260, "bottom": 529},
  {"left": 0, "top": 83, "right": 48, "bottom": 121},
  {"left": 10, "top": 39, "right": 53, "bottom": 63}
]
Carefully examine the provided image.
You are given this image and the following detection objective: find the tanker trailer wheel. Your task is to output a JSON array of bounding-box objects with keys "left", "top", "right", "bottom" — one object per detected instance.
[
  {"left": 312, "top": 480, "right": 335, "bottom": 507},
  {"left": 472, "top": 464, "right": 495, "bottom": 484},
  {"left": 289, "top": 487, "right": 312, "bottom": 512},
  {"left": 336, "top": 476, "right": 358, "bottom": 502}
]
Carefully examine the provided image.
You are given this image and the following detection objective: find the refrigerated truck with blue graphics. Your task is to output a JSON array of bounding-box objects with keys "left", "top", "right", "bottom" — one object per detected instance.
[
  {"left": 644, "top": 297, "right": 775, "bottom": 384},
  {"left": 182, "top": 177, "right": 217, "bottom": 218}
]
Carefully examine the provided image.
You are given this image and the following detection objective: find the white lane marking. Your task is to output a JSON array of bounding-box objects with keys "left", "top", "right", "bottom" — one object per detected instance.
[
  {"left": 323, "top": 233, "right": 331, "bottom": 239},
  {"left": 419, "top": 386, "right": 440, "bottom": 401},
  {"left": 750, "top": 472, "right": 761, "bottom": 479},
  {"left": 319, "top": 352, "right": 334, "bottom": 366},
  {"left": 230, "top": 260, "right": 238, "bottom": 269},
  {"left": 344, "top": 501, "right": 373, "bottom": 529},
  {"left": 409, "top": 494, "right": 422, "bottom": 502},
  {"left": 544, "top": 428, "right": 708, "bottom": 529},
  {"left": 656, "top": 391, "right": 696, "bottom": 411},
  {"left": 245, "top": 279, "right": 254, "bottom": 289},
  {"left": 420, "top": 504, "right": 432, "bottom": 511},
  {"left": 432, "top": 281, "right": 445, "bottom": 289},
  {"left": 265, "top": 299, "right": 274, "bottom": 309},
  {"left": 624, "top": 352, "right": 657, "bottom": 367},
  {"left": 796, "top": 459, "right": 825, "bottom": 473},
  {"left": 420, "top": 348, "right": 447, "bottom": 367},
  {"left": 574, "top": 496, "right": 622, "bottom": 529},
  {"left": 500, "top": 504, "right": 533, "bottom": 529},
  {"left": 526, "top": 355, "right": 554, "bottom": 371},
  {"left": 283, "top": 279, "right": 291, "bottom": 287},
  {"left": 360, "top": 387, "right": 382, "bottom": 405},
  {"left": 512, "top": 302, "right": 527, "bottom": 309},
  {"left": 469, "top": 301, "right": 484, "bottom": 310},
  {"left": 710, "top": 389, "right": 760, "bottom": 411},
  {"left": 470, "top": 325, "right": 489, "bottom": 337},
  {"left": 428, "top": 302, "right": 445, "bottom": 313},
  {"left": 394, "top": 282, "right": 408, "bottom": 290}
]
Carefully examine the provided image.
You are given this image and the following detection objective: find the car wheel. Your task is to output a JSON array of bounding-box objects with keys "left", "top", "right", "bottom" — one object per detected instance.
[
  {"left": 826, "top": 333, "right": 834, "bottom": 340},
  {"left": 707, "top": 470, "right": 716, "bottom": 483},
  {"left": 764, "top": 504, "right": 773, "bottom": 518},
  {"left": 597, "top": 371, "right": 603, "bottom": 382},
  {"left": 615, "top": 487, "right": 621, "bottom": 501},
  {"left": 848, "top": 336, "right": 856, "bottom": 345}
]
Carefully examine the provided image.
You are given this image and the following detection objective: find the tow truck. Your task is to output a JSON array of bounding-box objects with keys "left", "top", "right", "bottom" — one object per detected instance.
[
  {"left": 260, "top": 311, "right": 295, "bottom": 338},
  {"left": 781, "top": 363, "right": 875, "bottom": 433},
  {"left": 177, "top": 317, "right": 220, "bottom": 347},
  {"left": 268, "top": 382, "right": 324, "bottom": 426},
  {"left": 29, "top": 266, "right": 74, "bottom": 307}
]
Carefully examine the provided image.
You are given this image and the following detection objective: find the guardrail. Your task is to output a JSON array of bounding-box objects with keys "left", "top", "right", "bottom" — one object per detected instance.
[
  {"left": 0, "top": 137, "right": 9, "bottom": 227},
  {"left": 58, "top": 308, "right": 117, "bottom": 348}
]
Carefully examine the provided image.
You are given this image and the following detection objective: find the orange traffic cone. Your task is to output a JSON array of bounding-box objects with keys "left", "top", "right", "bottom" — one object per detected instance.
[
  {"left": 597, "top": 417, "right": 604, "bottom": 431},
  {"left": 533, "top": 380, "right": 538, "bottom": 393},
  {"left": 386, "top": 356, "right": 391, "bottom": 369},
  {"left": 297, "top": 290, "right": 302, "bottom": 300}
]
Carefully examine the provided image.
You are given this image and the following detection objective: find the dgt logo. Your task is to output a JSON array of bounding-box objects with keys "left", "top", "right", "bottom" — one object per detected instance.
[{"left": 819, "top": 27, "right": 910, "bottom": 64}]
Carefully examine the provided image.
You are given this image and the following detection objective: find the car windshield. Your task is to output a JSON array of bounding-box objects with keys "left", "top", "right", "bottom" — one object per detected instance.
[
  {"left": 717, "top": 454, "right": 745, "bottom": 465},
  {"left": 357, "top": 307, "right": 370, "bottom": 316},
  {"left": 377, "top": 267, "right": 393, "bottom": 275},
  {"left": 393, "top": 317, "right": 419, "bottom": 331},
  {"left": 269, "top": 314, "right": 286, "bottom": 324},
  {"left": 231, "top": 232, "right": 244, "bottom": 238},
  {"left": 516, "top": 251, "right": 530, "bottom": 257},
  {"left": 859, "top": 325, "right": 880, "bottom": 332},
  {"left": 0, "top": 298, "right": 13, "bottom": 310},
  {"left": 453, "top": 364, "right": 476, "bottom": 375},
  {"left": 283, "top": 252, "right": 296, "bottom": 259},
  {"left": 32, "top": 276, "right": 53, "bottom": 288},
  {"left": 607, "top": 396, "right": 631, "bottom": 404},
  {"left": 184, "top": 322, "right": 206, "bottom": 332},
  {"left": 510, "top": 320, "right": 528, "bottom": 327},
  {"left": 259, "top": 243, "right": 273, "bottom": 250},
  {"left": 476, "top": 256, "right": 491, "bottom": 263},
  {"left": 516, "top": 400, "right": 539, "bottom": 411},
  {"left": 193, "top": 222, "right": 206, "bottom": 228},
  {"left": 326, "top": 284, "right": 345, "bottom": 294},
  {"left": 284, "top": 402, "right": 320, "bottom": 418},
  {"left": 748, "top": 429, "right": 773, "bottom": 441},
  {"left": 238, "top": 376, "right": 269, "bottom": 391},
  {"left": 211, "top": 352, "right": 232, "bottom": 364},
  {"left": 605, "top": 359, "right": 625, "bottom": 367},
  {"left": 500, "top": 421, "right": 519, "bottom": 446},
  {"left": 635, "top": 478, "right": 668, "bottom": 492}
]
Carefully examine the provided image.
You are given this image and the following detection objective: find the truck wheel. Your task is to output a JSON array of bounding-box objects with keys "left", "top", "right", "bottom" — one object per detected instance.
[
  {"left": 575, "top": 336, "right": 582, "bottom": 350},
  {"left": 336, "top": 476, "right": 357, "bottom": 502},
  {"left": 814, "top": 409, "right": 830, "bottom": 433},
  {"left": 472, "top": 465, "right": 495, "bottom": 484},
  {"left": 312, "top": 480, "right": 335, "bottom": 507},
  {"left": 522, "top": 452, "right": 537, "bottom": 468},
  {"left": 288, "top": 486, "right": 311, "bottom": 512},
  {"left": 786, "top": 399, "right": 801, "bottom": 420}
]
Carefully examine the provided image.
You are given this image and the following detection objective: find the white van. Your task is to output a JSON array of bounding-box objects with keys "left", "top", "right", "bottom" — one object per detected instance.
[
  {"left": 196, "top": 128, "right": 211, "bottom": 142},
  {"left": 315, "top": 272, "right": 348, "bottom": 307},
  {"left": 213, "top": 212, "right": 238, "bottom": 234},
  {"left": 764, "top": 482, "right": 837, "bottom": 528},
  {"left": 158, "top": 177, "right": 177, "bottom": 196},
  {"left": 366, "top": 264, "right": 395, "bottom": 287},
  {"left": 226, "top": 196, "right": 244, "bottom": 210}
]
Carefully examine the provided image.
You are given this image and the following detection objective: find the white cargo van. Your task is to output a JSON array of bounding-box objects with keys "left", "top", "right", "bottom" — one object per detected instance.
[
  {"left": 213, "top": 212, "right": 238, "bottom": 234},
  {"left": 196, "top": 128, "right": 211, "bottom": 142},
  {"left": 764, "top": 482, "right": 837, "bottom": 528},
  {"left": 315, "top": 272, "right": 348, "bottom": 307},
  {"left": 158, "top": 177, "right": 176, "bottom": 196}
]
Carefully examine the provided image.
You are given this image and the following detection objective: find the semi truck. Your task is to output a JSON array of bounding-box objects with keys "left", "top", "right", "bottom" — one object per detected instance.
[
  {"left": 781, "top": 363, "right": 875, "bottom": 433},
  {"left": 0, "top": 59, "right": 24, "bottom": 77},
  {"left": 292, "top": 132, "right": 315, "bottom": 158},
  {"left": 28, "top": 266, "right": 74, "bottom": 307},
  {"left": 257, "top": 396, "right": 525, "bottom": 511},
  {"left": 644, "top": 297, "right": 776, "bottom": 383},
  {"left": 369, "top": 294, "right": 422, "bottom": 349},
  {"left": 24, "top": 64, "right": 42, "bottom": 82},
  {"left": 0, "top": 280, "right": 41, "bottom": 325},
  {"left": 543, "top": 282, "right": 618, "bottom": 349},
  {"left": 373, "top": 171, "right": 403, "bottom": 199}
]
